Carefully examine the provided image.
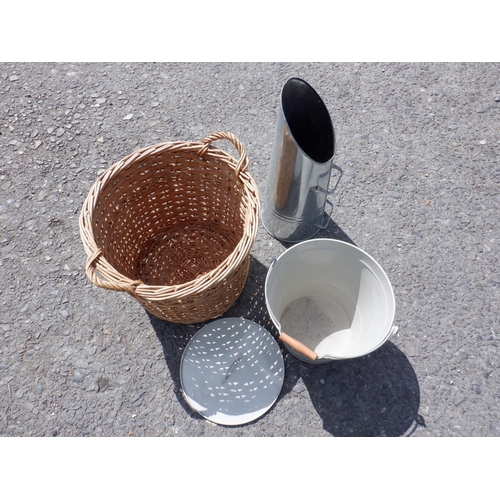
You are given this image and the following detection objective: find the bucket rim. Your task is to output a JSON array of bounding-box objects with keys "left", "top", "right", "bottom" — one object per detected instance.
[{"left": 264, "top": 238, "right": 396, "bottom": 360}]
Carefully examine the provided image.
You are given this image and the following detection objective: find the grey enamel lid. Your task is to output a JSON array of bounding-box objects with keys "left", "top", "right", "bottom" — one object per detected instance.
[{"left": 180, "top": 318, "right": 285, "bottom": 426}]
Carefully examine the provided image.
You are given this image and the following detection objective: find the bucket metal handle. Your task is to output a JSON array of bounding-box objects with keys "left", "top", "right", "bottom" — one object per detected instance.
[
  {"left": 312, "top": 164, "right": 343, "bottom": 229},
  {"left": 366, "top": 325, "right": 399, "bottom": 355},
  {"left": 312, "top": 163, "right": 343, "bottom": 196},
  {"left": 316, "top": 199, "right": 334, "bottom": 229}
]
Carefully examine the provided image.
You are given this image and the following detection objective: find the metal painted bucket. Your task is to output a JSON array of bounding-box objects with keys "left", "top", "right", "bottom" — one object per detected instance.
[
  {"left": 265, "top": 239, "right": 397, "bottom": 364},
  {"left": 262, "top": 78, "right": 342, "bottom": 242}
]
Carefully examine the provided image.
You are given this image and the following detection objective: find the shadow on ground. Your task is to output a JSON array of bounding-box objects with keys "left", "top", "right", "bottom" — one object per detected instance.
[
  {"left": 278, "top": 218, "right": 357, "bottom": 249},
  {"left": 148, "top": 219, "right": 421, "bottom": 436},
  {"left": 282, "top": 341, "right": 421, "bottom": 436}
]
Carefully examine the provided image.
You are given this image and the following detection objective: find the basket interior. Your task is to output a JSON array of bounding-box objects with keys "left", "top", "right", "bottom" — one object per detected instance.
[{"left": 91, "top": 146, "right": 249, "bottom": 286}]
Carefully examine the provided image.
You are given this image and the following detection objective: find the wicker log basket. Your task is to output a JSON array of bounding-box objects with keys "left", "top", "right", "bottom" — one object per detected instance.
[{"left": 79, "top": 132, "right": 260, "bottom": 324}]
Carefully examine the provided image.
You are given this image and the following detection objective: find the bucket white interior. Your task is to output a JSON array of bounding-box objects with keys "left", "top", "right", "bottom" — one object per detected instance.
[{"left": 265, "top": 239, "right": 395, "bottom": 360}]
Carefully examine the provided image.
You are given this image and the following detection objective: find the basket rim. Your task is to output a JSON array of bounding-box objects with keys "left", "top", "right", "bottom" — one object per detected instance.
[{"left": 79, "top": 136, "right": 261, "bottom": 299}]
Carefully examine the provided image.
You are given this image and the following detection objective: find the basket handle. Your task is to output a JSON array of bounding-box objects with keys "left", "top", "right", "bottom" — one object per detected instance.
[
  {"left": 85, "top": 248, "right": 142, "bottom": 294},
  {"left": 200, "top": 132, "right": 249, "bottom": 177}
]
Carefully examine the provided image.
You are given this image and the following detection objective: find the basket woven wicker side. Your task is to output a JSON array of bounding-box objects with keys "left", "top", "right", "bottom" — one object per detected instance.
[{"left": 79, "top": 132, "right": 260, "bottom": 324}]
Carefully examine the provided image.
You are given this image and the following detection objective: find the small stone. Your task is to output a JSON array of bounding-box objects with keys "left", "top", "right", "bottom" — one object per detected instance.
[
  {"left": 479, "top": 140, "right": 486, "bottom": 145},
  {"left": 34, "top": 140, "right": 42, "bottom": 149},
  {"left": 96, "top": 98, "right": 106, "bottom": 104},
  {"left": 97, "top": 376, "right": 110, "bottom": 392},
  {"left": 388, "top": 192, "right": 401, "bottom": 200},
  {"left": 123, "top": 114, "right": 133, "bottom": 120},
  {"left": 73, "top": 370, "right": 84, "bottom": 383},
  {"left": 35, "top": 385, "right": 43, "bottom": 394},
  {"left": 320, "top": 379, "right": 325, "bottom": 385},
  {"left": 15, "top": 389, "right": 24, "bottom": 399},
  {"left": 401, "top": 209, "right": 408, "bottom": 217},
  {"left": 274, "top": 417, "right": 286, "bottom": 427},
  {"left": 56, "top": 128, "right": 65, "bottom": 137},
  {"left": 9, "top": 75, "right": 19, "bottom": 82},
  {"left": 97, "top": 136, "right": 104, "bottom": 143},
  {"left": 248, "top": 109, "right": 258, "bottom": 115}
]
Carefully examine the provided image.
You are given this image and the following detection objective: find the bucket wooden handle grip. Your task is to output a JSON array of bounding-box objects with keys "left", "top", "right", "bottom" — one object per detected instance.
[{"left": 279, "top": 332, "right": 318, "bottom": 361}]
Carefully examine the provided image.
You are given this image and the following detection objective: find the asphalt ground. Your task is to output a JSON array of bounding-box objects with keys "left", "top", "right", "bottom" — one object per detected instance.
[{"left": 1, "top": 62, "right": 499, "bottom": 441}]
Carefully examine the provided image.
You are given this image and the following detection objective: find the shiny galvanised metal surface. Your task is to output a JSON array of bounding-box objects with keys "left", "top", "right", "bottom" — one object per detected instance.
[{"left": 262, "top": 77, "right": 342, "bottom": 242}]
